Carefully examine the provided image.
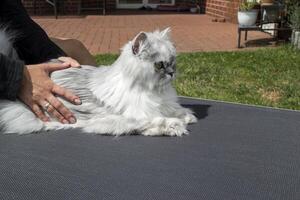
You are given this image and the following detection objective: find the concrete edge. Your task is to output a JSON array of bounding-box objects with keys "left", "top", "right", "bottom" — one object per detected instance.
[{"left": 179, "top": 96, "right": 300, "bottom": 114}]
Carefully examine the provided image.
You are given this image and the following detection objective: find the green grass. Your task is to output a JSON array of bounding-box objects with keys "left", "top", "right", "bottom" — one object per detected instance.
[{"left": 95, "top": 46, "right": 300, "bottom": 110}]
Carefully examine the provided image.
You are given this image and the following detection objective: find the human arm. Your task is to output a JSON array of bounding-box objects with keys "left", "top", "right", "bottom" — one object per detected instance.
[
  {"left": 0, "top": 0, "right": 68, "bottom": 64},
  {"left": 0, "top": 54, "right": 81, "bottom": 123}
]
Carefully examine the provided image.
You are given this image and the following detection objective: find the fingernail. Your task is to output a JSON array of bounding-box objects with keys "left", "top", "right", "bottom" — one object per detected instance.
[
  {"left": 62, "top": 119, "right": 69, "bottom": 124},
  {"left": 69, "top": 117, "right": 76, "bottom": 124},
  {"left": 74, "top": 98, "right": 82, "bottom": 105}
]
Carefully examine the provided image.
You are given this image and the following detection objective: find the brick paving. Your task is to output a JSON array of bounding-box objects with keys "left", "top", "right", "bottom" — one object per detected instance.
[{"left": 34, "top": 14, "right": 272, "bottom": 54}]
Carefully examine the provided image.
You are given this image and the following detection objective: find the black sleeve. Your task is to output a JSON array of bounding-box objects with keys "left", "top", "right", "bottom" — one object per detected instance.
[
  {"left": 0, "top": 54, "right": 24, "bottom": 100},
  {"left": 0, "top": 0, "right": 67, "bottom": 65}
]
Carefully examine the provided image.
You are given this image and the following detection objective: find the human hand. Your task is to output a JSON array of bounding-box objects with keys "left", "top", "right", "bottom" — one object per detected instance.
[
  {"left": 58, "top": 56, "right": 80, "bottom": 67},
  {"left": 18, "top": 62, "right": 81, "bottom": 124}
]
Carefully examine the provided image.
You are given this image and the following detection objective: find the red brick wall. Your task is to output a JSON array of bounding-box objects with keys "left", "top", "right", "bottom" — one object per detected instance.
[
  {"left": 205, "top": 0, "right": 240, "bottom": 23},
  {"left": 22, "top": 0, "right": 116, "bottom": 15}
]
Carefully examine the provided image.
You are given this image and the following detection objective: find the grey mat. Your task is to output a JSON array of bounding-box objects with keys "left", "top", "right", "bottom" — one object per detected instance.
[{"left": 0, "top": 97, "right": 299, "bottom": 200}]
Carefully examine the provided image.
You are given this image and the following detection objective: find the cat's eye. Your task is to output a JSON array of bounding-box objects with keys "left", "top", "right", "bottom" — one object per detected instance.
[{"left": 154, "top": 62, "right": 164, "bottom": 70}]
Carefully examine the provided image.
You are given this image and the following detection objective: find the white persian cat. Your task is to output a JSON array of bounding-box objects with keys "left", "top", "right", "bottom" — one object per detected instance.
[{"left": 0, "top": 28, "right": 197, "bottom": 136}]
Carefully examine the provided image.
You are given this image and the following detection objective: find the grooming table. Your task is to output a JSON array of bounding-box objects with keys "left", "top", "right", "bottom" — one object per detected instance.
[{"left": 1, "top": 97, "right": 299, "bottom": 200}]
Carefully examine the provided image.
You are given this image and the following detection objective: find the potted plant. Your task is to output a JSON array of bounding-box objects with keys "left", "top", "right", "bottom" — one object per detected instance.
[
  {"left": 238, "top": 0, "right": 259, "bottom": 26},
  {"left": 189, "top": 0, "right": 200, "bottom": 13},
  {"left": 260, "top": 0, "right": 274, "bottom": 4},
  {"left": 290, "top": 5, "right": 300, "bottom": 48}
]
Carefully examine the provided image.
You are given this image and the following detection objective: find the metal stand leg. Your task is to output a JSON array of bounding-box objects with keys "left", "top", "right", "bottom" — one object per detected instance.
[
  {"left": 78, "top": 0, "right": 82, "bottom": 15},
  {"left": 54, "top": 0, "right": 58, "bottom": 19},
  {"left": 103, "top": 0, "right": 106, "bottom": 15},
  {"left": 238, "top": 28, "right": 242, "bottom": 48},
  {"left": 245, "top": 30, "right": 248, "bottom": 41},
  {"left": 46, "top": 0, "right": 58, "bottom": 19}
]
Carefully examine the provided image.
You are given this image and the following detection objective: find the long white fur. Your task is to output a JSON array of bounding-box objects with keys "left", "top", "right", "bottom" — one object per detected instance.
[{"left": 0, "top": 28, "right": 197, "bottom": 136}]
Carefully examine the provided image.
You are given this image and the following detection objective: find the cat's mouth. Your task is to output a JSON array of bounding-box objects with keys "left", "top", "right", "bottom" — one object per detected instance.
[
  {"left": 160, "top": 73, "right": 175, "bottom": 84},
  {"left": 166, "top": 73, "right": 175, "bottom": 80},
  {"left": 166, "top": 72, "right": 174, "bottom": 77},
  {"left": 157, "top": 67, "right": 176, "bottom": 79},
  {"left": 160, "top": 72, "right": 174, "bottom": 79}
]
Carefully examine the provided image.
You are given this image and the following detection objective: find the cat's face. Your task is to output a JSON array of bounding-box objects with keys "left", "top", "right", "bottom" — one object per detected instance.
[
  {"left": 131, "top": 28, "right": 176, "bottom": 85},
  {"left": 153, "top": 55, "right": 176, "bottom": 84}
]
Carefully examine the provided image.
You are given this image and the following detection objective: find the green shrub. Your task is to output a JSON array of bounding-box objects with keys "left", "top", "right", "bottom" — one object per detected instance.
[
  {"left": 239, "top": 0, "right": 258, "bottom": 11},
  {"left": 290, "top": 5, "right": 300, "bottom": 30}
]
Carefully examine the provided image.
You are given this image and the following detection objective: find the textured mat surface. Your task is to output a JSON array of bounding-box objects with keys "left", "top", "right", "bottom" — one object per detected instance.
[{"left": 0, "top": 97, "right": 299, "bottom": 200}]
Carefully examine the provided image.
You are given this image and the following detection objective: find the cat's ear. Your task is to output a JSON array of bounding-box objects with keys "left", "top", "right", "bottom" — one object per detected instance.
[
  {"left": 132, "top": 32, "right": 147, "bottom": 55},
  {"left": 160, "top": 27, "right": 171, "bottom": 39}
]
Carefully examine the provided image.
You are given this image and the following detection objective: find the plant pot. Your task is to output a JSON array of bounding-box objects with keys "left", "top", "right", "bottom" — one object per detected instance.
[
  {"left": 291, "top": 30, "right": 300, "bottom": 49},
  {"left": 260, "top": 0, "right": 274, "bottom": 4},
  {"left": 238, "top": 10, "right": 259, "bottom": 26},
  {"left": 190, "top": 7, "right": 197, "bottom": 13}
]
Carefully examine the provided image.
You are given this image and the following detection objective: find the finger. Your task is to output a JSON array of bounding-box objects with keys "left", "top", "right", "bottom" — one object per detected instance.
[
  {"left": 42, "top": 62, "right": 71, "bottom": 73},
  {"left": 46, "top": 94, "right": 77, "bottom": 124},
  {"left": 32, "top": 103, "right": 49, "bottom": 122},
  {"left": 58, "top": 57, "right": 80, "bottom": 68},
  {"left": 52, "top": 84, "right": 81, "bottom": 105},
  {"left": 45, "top": 103, "right": 69, "bottom": 124},
  {"left": 60, "top": 57, "right": 80, "bottom": 68},
  {"left": 70, "top": 60, "right": 80, "bottom": 68}
]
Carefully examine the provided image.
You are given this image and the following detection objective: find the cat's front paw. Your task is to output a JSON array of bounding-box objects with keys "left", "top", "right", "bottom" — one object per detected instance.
[
  {"left": 183, "top": 113, "right": 197, "bottom": 124},
  {"left": 142, "top": 117, "right": 189, "bottom": 136},
  {"left": 165, "top": 118, "right": 189, "bottom": 136}
]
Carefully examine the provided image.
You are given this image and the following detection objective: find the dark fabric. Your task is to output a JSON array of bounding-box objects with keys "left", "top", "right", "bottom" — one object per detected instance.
[
  {"left": 0, "top": 97, "right": 299, "bottom": 200},
  {"left": 0, "top": 54, "right": 24, "bottom": 100},
  {"left": 0, "top": 0, "right": 67, "bottom": 65},
  {"left": 0, "top": 0, "right": 67, "bottom": 100}
]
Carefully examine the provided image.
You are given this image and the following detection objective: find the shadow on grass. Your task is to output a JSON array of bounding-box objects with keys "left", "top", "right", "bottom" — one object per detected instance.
[{"left": 243, "top": 38, "right": 286, "bottom": 48}]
